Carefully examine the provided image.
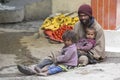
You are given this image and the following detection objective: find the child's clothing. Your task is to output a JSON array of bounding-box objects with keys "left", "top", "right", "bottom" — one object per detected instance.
[
  {"left": 56, "top": 43, "right": 78, "bottom": 66},
  {"left": 76, "top": 38, "right": 97, "bottom": 65},
  {"left": 36, "top": 59, "right": 53, "bottom": 69},
  {"left": 47, "top": 64, "right": 75, "bottom": 75},
  {"left": 44, "top": 43, "right": 78, "bottom": 75},
  {"left": 47, "top": 64, "right": 63, "bottom": 75},
  {"left": 76, "top": 38, "right": 96, "bottom": 51}
]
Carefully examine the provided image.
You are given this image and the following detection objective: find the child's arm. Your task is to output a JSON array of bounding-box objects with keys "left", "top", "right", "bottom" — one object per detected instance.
[
  {"left": 79, "top": 42, "right": 94, "bottom": 51},
  {"left": 56, "top": 49, "right": 74, "bottom": 63},
  {"left": 48, "top": 52, "right": 57, "bottom": 64}
]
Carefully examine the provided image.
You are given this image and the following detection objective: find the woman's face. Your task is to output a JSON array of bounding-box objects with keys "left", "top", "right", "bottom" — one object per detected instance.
[{"left": 79, "top": 13, "right": 90, "bottom": 25}]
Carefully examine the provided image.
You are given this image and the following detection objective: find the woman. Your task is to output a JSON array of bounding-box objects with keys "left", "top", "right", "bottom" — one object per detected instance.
[{"left": 73, "top": 4, "right": 106, "bottom": 65}]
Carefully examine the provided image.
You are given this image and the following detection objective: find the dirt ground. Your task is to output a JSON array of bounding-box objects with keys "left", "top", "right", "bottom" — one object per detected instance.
[
  {"left": 1, "top": 20, "right": 120, "bottom": 68},
  {"left": 18, "top": 32, "right": 64, "bottom": 65},
  {"left": 0, "top": 20, "right": 63, "bottom": 69},
  {"left": 1, "top": 21, "right": 120, "bottom": 80}
]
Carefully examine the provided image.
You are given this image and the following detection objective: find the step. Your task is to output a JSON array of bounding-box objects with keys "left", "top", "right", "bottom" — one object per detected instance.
[
  {"left": 0, "top": 4, "right": 24, "bottom": 23},
  {"left": 105, "top": 30, "right": 120, "bottom": 57}
]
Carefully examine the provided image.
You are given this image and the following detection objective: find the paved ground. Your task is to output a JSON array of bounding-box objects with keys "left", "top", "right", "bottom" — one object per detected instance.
[{"left": 0, "top": 20, "right": 120, "bottom": 80}]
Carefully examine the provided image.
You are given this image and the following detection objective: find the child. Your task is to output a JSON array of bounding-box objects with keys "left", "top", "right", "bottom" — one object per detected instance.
[
  {"left": 76, "top": 27, "right": 96, "bottom": 66},
  {"left": 17, "top": 30, "right": 78, "bottom": 76},
  {"left": 35, "top": 30, "right": 78, "bottom": 76}
]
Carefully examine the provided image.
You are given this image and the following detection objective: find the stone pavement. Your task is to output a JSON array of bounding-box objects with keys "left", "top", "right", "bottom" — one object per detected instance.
[
  {"left": 0, "top": 20, "right": 120, "bottom": 80},
  {"left": 0, "top": 61, "right": 120, "bottom": 80}
]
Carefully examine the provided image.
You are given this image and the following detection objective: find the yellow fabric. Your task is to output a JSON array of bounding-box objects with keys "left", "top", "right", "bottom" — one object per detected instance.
[
  {"left": 58, "top": 64, "right": 68, "bottom": 72},
  {"left": 41, "top": 14, "right": 79, "bottom": 31}
]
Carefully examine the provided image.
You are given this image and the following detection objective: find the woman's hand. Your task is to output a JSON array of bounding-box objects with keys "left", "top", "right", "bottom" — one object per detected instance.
[{"left": 78, "top": 50, "right": 87, "bottom": 55}]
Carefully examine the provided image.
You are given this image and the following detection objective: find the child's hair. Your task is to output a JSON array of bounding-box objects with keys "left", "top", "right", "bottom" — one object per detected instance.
[
  {"left": 86, "top": 27, "right": 96, "bottom": 35},
  {"left": 62, "top": 30, "right": 77, "bottom": 43}
]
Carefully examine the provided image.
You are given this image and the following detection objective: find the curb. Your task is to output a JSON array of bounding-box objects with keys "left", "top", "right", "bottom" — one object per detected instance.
[{"left": 106, "top": 51, "right": 120, "bottom": 58}]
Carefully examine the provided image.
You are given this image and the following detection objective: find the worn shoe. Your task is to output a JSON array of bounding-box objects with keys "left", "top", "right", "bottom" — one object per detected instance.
[
  {"left": 78, "top": 64, "right": 86, "bottom": 67},
  {"left": 17, "top": 65, "right": 36, "bottom": 75}
]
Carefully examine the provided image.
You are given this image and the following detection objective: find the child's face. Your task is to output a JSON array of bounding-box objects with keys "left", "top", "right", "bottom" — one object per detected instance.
[
  {"left": 63, "top": 39, "right": 73, "bottom": 47},
  {"left": 86, "top": 30, "right": 95, "bottom": 39}
]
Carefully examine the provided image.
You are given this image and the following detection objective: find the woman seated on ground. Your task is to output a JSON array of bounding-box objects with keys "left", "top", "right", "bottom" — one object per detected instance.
[{"left": 74, "top": 4, "right": 106, "bottom": 66}]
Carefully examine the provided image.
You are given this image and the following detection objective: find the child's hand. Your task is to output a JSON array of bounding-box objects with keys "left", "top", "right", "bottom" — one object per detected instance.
[
  {"left": 48, "top": 52, "right": 57, "bottom": 63},
  {"left": 77, "top": 47, "right": 80, "bottom": 50},
  {"left": 79, "top": 50, "right": 87, "bottom": 55}
]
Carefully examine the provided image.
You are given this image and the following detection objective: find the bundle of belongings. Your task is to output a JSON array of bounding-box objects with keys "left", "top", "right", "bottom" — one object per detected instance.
[{"left": 40, "top": 13, "right": 79, "bottom": 43}]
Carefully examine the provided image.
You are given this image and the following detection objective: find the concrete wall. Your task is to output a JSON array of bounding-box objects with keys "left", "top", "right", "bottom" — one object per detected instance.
[
  {"left": 105, "top": 30, "right": 120, "bottom": 52},
  {"left": 24, "top": 0, "right": 52, "bottom": 20},
  {"left": 0, "top": 0, "right": 52, "bottom": 23},
  {"left": 0, "top": 9, "right": 24, "bottom": 23},
  {"left": 0, "top": 0, "right": 91, "bottom": 23},
  {"left": 52, "top": 0, "right": 91, "bottom": 14},
  {"left": 22, "top": 0, "right": 92, "bottom": 21}
]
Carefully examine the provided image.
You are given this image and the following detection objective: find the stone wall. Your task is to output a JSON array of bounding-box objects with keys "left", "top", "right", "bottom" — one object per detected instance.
[{"left": 0, "top": 0, "right": 91, "bottom": 23}]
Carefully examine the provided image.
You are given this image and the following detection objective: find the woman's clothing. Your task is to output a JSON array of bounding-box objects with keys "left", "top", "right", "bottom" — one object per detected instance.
[{"left": 74, "top": 18, "right": 105, "bottom": 60}]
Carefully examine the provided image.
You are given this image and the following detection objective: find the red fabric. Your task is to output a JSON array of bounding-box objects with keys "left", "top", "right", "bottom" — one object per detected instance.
[
  {"left": 78, "top": 4, "right": 92, "bottom": 17},
  {"left": 44, "top": 25, "right": 73, "bottom": 42}
]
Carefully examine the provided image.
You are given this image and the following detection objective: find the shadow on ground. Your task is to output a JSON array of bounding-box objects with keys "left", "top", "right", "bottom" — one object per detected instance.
[{"left": 0, "top": 32, "right": 39, "bottom": 65}]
